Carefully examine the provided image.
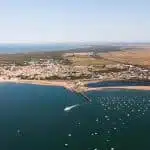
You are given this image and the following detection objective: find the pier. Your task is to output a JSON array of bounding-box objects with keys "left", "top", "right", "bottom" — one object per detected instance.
[
  {"left": 77, "top": 91, "right": 92, "bottom": 102},
  {"left": 66, "top": 81, "right": 92, "bottom": 102},
  {"left": 69, "top": 87, "right": 92, "bottom": 102}
]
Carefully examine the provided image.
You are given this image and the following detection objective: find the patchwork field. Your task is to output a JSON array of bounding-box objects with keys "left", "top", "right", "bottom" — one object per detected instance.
[
  {"left": 66, "top": 55, "right": 117, "bottom": 66},
  {"left": 100, "top": 48, "right": 150, "bottom": 68}
]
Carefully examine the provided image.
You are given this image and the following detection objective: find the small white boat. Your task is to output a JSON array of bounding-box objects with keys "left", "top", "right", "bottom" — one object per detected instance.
[{"left": 64, "top": 104, "right": 80, "bottom": 112}]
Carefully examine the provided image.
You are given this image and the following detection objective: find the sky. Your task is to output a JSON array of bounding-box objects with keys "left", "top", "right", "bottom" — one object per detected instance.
[{"left": 0, "top": 0, "right": 150, "bottom": 43}]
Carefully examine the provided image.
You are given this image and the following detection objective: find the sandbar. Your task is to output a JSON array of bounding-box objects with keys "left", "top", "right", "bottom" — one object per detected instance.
[{"left": 86, "top": 86, "right": 150, "bottom": 91}]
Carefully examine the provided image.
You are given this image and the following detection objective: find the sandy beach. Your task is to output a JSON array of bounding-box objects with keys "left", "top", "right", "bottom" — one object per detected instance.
[
  {"left": 85, "top": 86, "right": 150, "bottom": 92},
  {"left": 0, "top": 79, "right": 150, "bottom": 92},
  {"left": 82, "top": 80, "right": 150, "bottom": 91},
  {"left": 0, "top": 79, "right": 74, "bottom": 90}
]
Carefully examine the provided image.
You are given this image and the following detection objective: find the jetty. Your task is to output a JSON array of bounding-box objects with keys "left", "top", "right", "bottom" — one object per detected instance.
[
  {"left": 68, "top": 81, "right": 92, "bottom": 102},
  {"left": 77, "top": 91, "right": 92, "bottom": 102}
]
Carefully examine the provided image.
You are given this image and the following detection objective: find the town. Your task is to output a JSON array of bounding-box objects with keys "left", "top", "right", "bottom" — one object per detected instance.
[{"left": 0, "top": 52, "right": 150, "bottom": 82}]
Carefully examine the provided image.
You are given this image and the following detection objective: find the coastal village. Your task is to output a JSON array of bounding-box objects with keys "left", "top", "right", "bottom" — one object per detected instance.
[{"left": 0, "top": 52, "right": 150, "bottom": 83}]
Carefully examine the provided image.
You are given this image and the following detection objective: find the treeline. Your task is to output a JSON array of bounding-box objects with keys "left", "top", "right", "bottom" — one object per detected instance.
[{"left": 0, "top": 51, "right": 64, "bottom": 65}]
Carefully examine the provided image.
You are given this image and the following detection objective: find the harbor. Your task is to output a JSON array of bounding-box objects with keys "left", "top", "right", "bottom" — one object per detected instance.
[{"left": 1, "top": 82, "right": 150, "bottom": 150}]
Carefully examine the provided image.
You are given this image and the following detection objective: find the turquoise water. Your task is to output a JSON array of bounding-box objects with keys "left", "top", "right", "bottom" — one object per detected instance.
[{"left": 1, "top": 83, "right": 150, "bottom": 150}]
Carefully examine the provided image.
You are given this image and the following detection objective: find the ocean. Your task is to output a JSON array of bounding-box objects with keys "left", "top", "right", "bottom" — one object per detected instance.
[
  {"left": 1, "top": 83, "right": 150, "bottom": 150},
  {"left": 0, "top": 43, "right": 88, "bottom": 53}
]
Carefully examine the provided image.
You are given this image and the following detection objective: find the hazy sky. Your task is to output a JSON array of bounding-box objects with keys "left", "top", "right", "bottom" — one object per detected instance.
[{"left": 0, "top": 0, "right": 150, "bottom": 43}]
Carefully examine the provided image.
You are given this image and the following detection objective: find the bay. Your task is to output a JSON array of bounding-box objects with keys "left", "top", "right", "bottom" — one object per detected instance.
[{"left": 0, "top": 83, "right": 150, "bottom": 150}]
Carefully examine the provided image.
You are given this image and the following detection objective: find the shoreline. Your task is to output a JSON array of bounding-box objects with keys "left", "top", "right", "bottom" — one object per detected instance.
[
  {"left": 0, "top": 79, "right": 150, "bottom": 92},
  {"left": 0, "top": 79, "right": 73, "bottom": 90},
  {"left": 85, "top": 86, "right": 150, "bottom": 92}
]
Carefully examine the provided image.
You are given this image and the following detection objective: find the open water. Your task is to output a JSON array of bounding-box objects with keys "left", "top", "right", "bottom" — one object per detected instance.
[
  {"left": 0, "top": 43, "right": 88, "bottom": 53},
  {"left": 0, "top": 83, "right": 150, "bottom": 150}
]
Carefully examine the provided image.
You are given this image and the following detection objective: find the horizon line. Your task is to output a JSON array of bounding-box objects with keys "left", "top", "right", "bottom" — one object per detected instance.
[{"left": 0, "top": 41, "right": 150, "bottom": 45}]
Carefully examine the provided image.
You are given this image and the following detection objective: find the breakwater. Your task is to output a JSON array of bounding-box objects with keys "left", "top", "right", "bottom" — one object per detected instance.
[{"left": 77, "top": 91, "right": 92, "bottom": 102}]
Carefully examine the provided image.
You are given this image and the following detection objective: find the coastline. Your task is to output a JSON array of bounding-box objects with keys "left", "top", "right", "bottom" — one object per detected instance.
[
  {"left": 0, "top": 79, "right": 150, "bottom": 92},
  {"left": 85, "top": 86, "right": 150, "bottom": 92},
  {"left": 82, "top": 79, "right": 150, "bottom": 91},
  {"left": 0, "top": 79, "right": 73, "bottom": 90}
]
